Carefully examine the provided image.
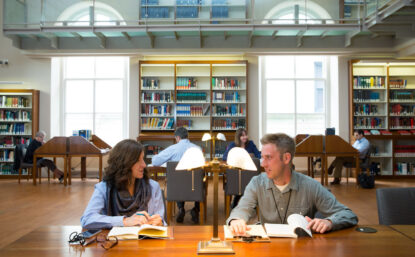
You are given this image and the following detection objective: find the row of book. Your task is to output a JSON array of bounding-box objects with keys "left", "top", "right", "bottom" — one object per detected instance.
[
  {"left": 212, "top": 118, "right": 245, "bottom": 129},
  {"left": 141, "top": 0, "right": 158, "bottom": 5},
  {"left": 0, "top": 96, "right": 31, "bottom": 108},
  {"left": 0, "top": 136, "right": 31, "bottom": 147},
  {"left": 141, "top": 7, "right": 170, "bottom": 18},
  {"left": 390, "top": 91, "right": 414, "bottom": 101},
  {"left": 353, "top": 91, "right": 381, "bottom": 101},
  {"left": 142, "top": 92, "right": 173, "bottom": 102},
  {"left": 212, "top": 78, "right": 240, "bottom": 89},
  {"left": 141, "top": 118, "right": 174, "bottom": 129},
  {"left": 176, "top": 119, "right": 193, "bottom": 128},
  {"left": 177, "top": 77, "right": 198, "bottom": 89},
  {"left": 212, "top": 104, "right": 244, "bottom": 116},
  {"left": 0, "top": 123, "right": 31, "bottom": 135},
  {"left": 390, "top": 104, "right": 415, "bottom": 116},
  {"left": 353, "top": 76, "right": 386, "bottom": 88},
  {"left": 176, "top": 104, "right": 208, "bottom": 116},
  {"left": 389, "top": 79, "right": 408, "bottom": 88},
  {"left": 212, "top": 6, "right": 228, "bottom": 18},
  {"left": 0, "top": 110, "right": 31, "bottom": 121},
  {"left": 0, "top": 164, "right": 17, "bottom": 175},
  {"left": 354, "top": 104, "right": 379, "bottom": 115},
  {"left": 390, "top": 117, "right": 414, "bottom": 128},
  {"left": 395, "top": 162, "right": 415, "bottom": 175},
  {"left": 177, "top": 6, "right": 199, "bottom": 18},
  {"left": 141, "top": 78, "right": 160, "bottom": 89},
  {"left": 142, "top": 104, "right": 172, "bottom": 116},
  {"left": 213, "top": 91, "right": 240, "bottom": 102},
  {"left": 394, "top": 145, "right": 415, "bottom": 153},
  {"left": 177, "top": 92, "right": 207, "bottom": 101},
  {"left": 354, "top": 117, "right": 384, "bottom": 128},
  {"left": 0, "top": 149, "right": 14, "bottom": 162},
  {"left": 145, "top": 145, "right": 162, "bottom": 156},
  {"left": 72, "top": 129, "right": 92, "bottom": 140}
]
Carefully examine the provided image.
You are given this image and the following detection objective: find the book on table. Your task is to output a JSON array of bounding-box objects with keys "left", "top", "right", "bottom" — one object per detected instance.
[
  {"left": 224, "top": 224, "right": 270, "bottom": 242},
  {"left": 107, "top": 224, "right": 169, "bottom": 240},
  {"left": 264, "top": 214, "right": 312, "bottom": 238}
]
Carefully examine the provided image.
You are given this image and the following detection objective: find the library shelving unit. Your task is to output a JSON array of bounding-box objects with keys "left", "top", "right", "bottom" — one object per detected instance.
[
  {"left": 139, "top": 0, "right": 247, "bottom": 22},
  {"left": 349, "top": 60, "right": 415, "bottom": 178},
  {"left": 0, "top": 89, "right": 39, "bottom": 178},
  {"left": 138, "top": 60, "right": 248, "bottom": 161}
]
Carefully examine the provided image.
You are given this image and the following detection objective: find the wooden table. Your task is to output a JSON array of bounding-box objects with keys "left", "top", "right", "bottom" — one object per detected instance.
[
  {"left": 1, "top": 225, "right": 415, "bottom": 257},
  {"left": 390, "top": 225, "right": 415, "bottom": 241}
]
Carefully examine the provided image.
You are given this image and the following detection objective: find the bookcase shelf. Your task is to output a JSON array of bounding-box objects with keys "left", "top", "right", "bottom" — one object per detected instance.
[
  {"left": 0, "top": 89, "right": 39, "bottom": 177},
  {"left": 349, "top": 60, "right": 415, "bottom": 178}
]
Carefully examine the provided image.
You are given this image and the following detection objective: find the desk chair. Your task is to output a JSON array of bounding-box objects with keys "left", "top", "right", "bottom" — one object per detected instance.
[
  {"left": 166, "top": 161, "right": 207, "bottom": 225},
  {"left": 344, "top": 144, "right": 374, "bottom": 184},
  {"left": 15, "top": 144, "right": 50, "bottom": 184},
  {"left": 376, "top": 187, "right": 415, "bottom": 225},
  {"left": 223, "top": 158, "right": 261, "bottom": 217}
]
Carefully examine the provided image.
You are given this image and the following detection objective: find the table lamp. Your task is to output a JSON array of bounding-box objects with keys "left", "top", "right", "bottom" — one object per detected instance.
[
  {"left": 202, "top": 132, "right": 226, "bottom": 160},
  {"left": 176, "top": 146, "right": 257, "bottom": 254}
]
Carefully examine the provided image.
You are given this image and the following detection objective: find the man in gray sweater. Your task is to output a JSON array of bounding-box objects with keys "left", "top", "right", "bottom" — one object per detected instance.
[{"left": 227, "top": 133, "right": 358, "bottom": 235}]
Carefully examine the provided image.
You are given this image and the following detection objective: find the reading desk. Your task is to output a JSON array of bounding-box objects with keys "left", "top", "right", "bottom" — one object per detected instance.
[{"left": 1, "top": 225, "right": 414, "bottom": 257}]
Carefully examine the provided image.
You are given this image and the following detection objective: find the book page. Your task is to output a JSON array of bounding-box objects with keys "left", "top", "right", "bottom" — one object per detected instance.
[
  {"left": 287, "top": 214, "right": 312, "bottom": 237},
  {"left": 108, "top": 226, "right": 140, "bottom": 239},
  {"left": 264, "top": 224, "right": 297, "bottom": 238},
  {"left": 138, "top": 224, "right": 168, "bottom": 238}
]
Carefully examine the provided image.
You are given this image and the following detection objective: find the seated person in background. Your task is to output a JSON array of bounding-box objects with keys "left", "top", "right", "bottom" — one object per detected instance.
[
  {"left": 227, "top": 133, "right": 358, "bottom": 235},
  {"left": 222, "top": 128, "right": 261, "bottom": 161},
  {"left": 24, "top": 131, "right": 64, "bottom": 183},
  {"left": 328, "top": 129, "right": 370, "bottom": 185},
  {"left": 151, "top": 127, "right": 201, "bottom": 224},
  {"left": 81, "top": 139, "right": 164, "bottom": 229},
  {"left": 223, "top": 128, "right": 261, "bottom": 208}
]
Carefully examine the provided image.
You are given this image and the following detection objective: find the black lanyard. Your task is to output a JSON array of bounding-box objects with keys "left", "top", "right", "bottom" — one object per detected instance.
[{"left": 270, "top": 188, "right": 292, "bottom": 224}]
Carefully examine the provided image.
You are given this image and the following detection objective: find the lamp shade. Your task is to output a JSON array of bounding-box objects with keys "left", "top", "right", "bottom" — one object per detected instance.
[
  {"left": 176, "top": 147, "right": 206, "bottom": 170},
  {"left": 202, "top": 133, "right": 212, "bottom": 141},
  {"left": 226, "top": 147, "right": 257, "bottom": 171},
  {"left": 216, "top": 133, "right": 226, "bottom": 141}
]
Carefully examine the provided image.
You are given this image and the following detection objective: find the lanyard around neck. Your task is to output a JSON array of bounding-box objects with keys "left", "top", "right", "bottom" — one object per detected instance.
[{"left": 270, "top": 188, "right": 292, "bottom": 224}]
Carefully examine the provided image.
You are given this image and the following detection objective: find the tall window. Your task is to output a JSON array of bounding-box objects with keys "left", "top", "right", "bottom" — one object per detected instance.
[
  {"left": 62, "top": 57, "right": 129, "bottom": 146},
  {"left": 261, "top": 56, "right": 329, "bottom": 137}
]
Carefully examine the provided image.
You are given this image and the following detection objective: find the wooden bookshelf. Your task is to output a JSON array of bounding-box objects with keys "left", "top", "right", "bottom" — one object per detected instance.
[
  {"left": 0, "top": 89, "right": 39, "bottom": 178},
  {"left": 138, "top": 60, "right": 248, "bottom": 160},
  {"left": 349, "top": 60, "right": 415, "bottom": 177}
]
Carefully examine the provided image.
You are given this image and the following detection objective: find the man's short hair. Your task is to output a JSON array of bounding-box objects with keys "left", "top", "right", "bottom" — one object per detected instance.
[
  {"left": 174, "top": 127, "right": 188, "bottom": 139},
  {"left": 260, "top": 133, "right": 295, "bottom": 163},
  {"left": 355, "top": 129, "right": 364, "bottom": 136},
  {"left": 36, "top": 131, "right": 46, "bottom": 138}
]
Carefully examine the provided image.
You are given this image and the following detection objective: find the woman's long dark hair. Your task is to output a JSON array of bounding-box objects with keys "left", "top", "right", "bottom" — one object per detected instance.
[
  {"left": 234, "top": 128, "right": 247, "bottom": 147},
  {"left": 103, "top": 139, "right": 149, "bottom": 190}
]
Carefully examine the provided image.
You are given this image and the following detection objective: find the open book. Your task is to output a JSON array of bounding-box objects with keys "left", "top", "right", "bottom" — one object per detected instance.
[
  {"left": 264, "top": 214, "right": 312, "bottom": 238},
  {"left": 224, "top": 225, "right": 270, "bottom": 242},
  {"left": 107, "top": 224, "right": 168, "bottom": 240}
]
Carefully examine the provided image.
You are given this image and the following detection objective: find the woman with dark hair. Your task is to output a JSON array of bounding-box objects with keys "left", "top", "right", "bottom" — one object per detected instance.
[
  {"left": 222, "top": 128, "right": 261, "bottom": 161},
  {"left": 81, "top": 139, "right": 164, "bottom": 229}
]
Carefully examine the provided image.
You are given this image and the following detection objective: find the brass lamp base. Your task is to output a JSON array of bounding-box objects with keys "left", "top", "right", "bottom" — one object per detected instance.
[{"left": 197, "top": 238, "right": 235, "bottom": 254}]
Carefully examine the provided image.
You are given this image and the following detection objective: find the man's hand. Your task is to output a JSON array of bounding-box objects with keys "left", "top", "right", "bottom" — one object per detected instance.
[
  {"left": 229, "top": 219, "right": 251, "bottom": 236},
  {"left": 123, "top": 211, "right": 151, "bottom": 226},
  {"left": 305, "top": 216, "right": 333, "bottom": 233},
  {"left": 148, "top": 214, "right": 163, "bottom": 226}
]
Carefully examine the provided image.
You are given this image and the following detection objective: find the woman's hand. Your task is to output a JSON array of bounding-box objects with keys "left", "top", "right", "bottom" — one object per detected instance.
[
  {"left": 148, "top": 214, "right": 163, "bottom": 226},
  {"left": 123, "top": 211, "right": 151, "bottom": 226}
]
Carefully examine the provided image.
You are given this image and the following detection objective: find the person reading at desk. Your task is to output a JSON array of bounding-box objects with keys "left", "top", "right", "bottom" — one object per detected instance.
[
  {"left": 223, "top": 128, "right": 261, "bottom": 209},
  {"left": 151, "top": 126, "right": 201, "bottom": 224},
  {"left": 81, "top": 139, "right": 164, "bottom": 229},
  {"left": 227, "top": 133, "right": 358, "bottom": 235},
  {"left": 328, "top": 129, "right": 370, "bottom": 185},
  {"left": 24, "top": 131, "right": 64, "bottom": 183}
]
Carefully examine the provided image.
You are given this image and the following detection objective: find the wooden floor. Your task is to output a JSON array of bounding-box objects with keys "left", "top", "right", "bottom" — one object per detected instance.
[{"left": 0, "top": 175, "right": 414, "bottom": 249}]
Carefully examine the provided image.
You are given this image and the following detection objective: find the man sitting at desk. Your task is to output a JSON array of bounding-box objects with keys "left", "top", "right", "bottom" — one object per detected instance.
[
  {"left": 227, "top": 133, "right": 358, "bottom": 235},
  {"left": 24, "top": 131, "right": 64, "bottom": 183},
  {"left": 328, "top": 129, "right": 370, "bottom": 185},
  {"left": 151, "top": 127, "right": 201, "bottom": 224}
]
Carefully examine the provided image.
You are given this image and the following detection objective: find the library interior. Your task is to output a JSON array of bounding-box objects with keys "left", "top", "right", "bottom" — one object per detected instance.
[{"left": 1, "top": 0, "right": 415, "bottom": 256}]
